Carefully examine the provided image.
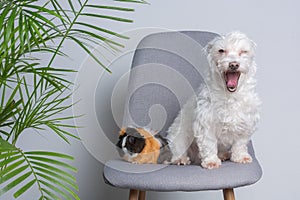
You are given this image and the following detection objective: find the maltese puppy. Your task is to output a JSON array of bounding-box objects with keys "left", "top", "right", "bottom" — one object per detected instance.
[{"left": 166, "top": 31, "right": 261, "bottom": 169}]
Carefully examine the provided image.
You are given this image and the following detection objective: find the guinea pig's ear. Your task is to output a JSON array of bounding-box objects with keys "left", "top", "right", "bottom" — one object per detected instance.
[{"left": 119, "top": 127, "right": 126, "bottom": 137}]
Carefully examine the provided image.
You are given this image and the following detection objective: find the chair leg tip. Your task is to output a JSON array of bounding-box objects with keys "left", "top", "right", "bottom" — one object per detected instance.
[
  {"left": 223, "top": 188, "right": 235, "bottom": 200},
  {"left": 129, "top": 189, "right": 147, "bottom": 200}
]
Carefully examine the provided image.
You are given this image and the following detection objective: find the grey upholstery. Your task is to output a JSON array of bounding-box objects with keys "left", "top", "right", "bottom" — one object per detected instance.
[
  {"left": 122, "top": 31, "right": 217, "bottom": 134},
  {"left": 104, "top": 143, "right": 261, "bottom": 191},
  {"left": 103, "top": 31, "right": 262, "bottom": 191}
]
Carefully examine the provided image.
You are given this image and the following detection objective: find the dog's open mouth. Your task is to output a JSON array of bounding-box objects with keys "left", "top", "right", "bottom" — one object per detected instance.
[{"left": 224, "top": 71, "right": 241, "bottom": 92}]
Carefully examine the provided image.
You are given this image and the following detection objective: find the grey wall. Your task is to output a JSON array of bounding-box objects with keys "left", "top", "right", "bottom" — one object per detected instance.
[{"left": 11, "top": 0, "right": 300, "bottom": 200}]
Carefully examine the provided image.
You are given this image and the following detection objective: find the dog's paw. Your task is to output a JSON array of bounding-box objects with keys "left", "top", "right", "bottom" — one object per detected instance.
[
  {"left": 201, "top": 156, "right": 221, "bottom": 169},
  {"left": 172, "top": 156, "right": 191, "bottom": 165},
  {"left": 231, "top": 153, "right": 252, "bottom": 164}
]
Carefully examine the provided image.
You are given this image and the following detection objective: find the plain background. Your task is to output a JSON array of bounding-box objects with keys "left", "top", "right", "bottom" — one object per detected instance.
[{"left": 7, "top": 0, "right": 300, "bottom": 200}]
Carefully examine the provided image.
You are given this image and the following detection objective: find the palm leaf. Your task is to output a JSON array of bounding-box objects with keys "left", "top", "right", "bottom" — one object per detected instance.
[
  {"left": 1, "top": 0, "right": 146, "bottom": 199},
  {"left": 86, "top": 4, "right": 135, "bottom": 12},
  {"left": 30, "top": 161, "right": 76, "bottom": 182},
  {"left": 67, "top": 0, "right": 77, "bottom": 15},
  {"left": 41, "top": 188, "right": 60, "bottom": 200},
  {"left": 80, "top": 13, "right": 133, "bottom": 23},
  {"left": 68, "top": 35, "right": 112, "bottom": 72},
  {"left": 74, "top": 21, "right": 129, "bottom": 39},
  {"left": 13, "top": 179, "right": 36, "bottom": 198},
  {"left": 0, "top": 159, "right": 25, "bottom": 177},
  {"left": 6, "top": 79, "right": 79, "bottom": 143},
  {"left": 0, "top": 138, "right": 78, "bottom": 199},
  {"left": 0, "top": 171, "right": 32, "bottom": 196},
  {"left": 0, "top": 99, "right": 22, "bottom": 129},
  {"left": 22, "top": 4, "right": 66, "bottom": 23},
  {"left": 32, "top": 166, "right": 78, "bottom": 190},
  {"left": 71, "top": 28, "right": 124, "bottom": 47},
  {"left": 25, "top": 156, "right": 77, "bottom": 172},
  {"left": 24, "top": 151, "right": 74, "bottom": 159},
  {"left": 114, "top": 0, "right": 149, "bottom": 3},
  {"left": 0, "top": 155, "right": 23, "bottom": 168},
  {"left": 39, "top": 180, "right": 71, "bottom": 200},
  {"left": 0, "top": 165, "right": 29, "bottom": 184},
  {"left": 0, "top": 6, "right": 11, "bottom": 31}
]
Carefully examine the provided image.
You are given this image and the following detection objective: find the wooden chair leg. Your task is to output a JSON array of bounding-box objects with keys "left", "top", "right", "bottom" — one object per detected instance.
[
  {"left": 223, "top": 188, "right": 235, "bottom": 200},
  {"left": 129, "top": 189, "right": 139, "bottom": 200},
  {"left": 138, "top": 190, "right": 146, "bottom": 200}
]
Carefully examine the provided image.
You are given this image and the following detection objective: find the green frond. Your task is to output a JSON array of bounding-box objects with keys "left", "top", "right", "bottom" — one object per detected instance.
[
  {"left": 50, "top": 0, "right": 71, "bottom": 24},
  {"left": 1, "top": 0, "right": 145, "bottom": 198},
  {"left": 24, "top": 151, "right": 74, "bottom": 160},
  {"left": 37, "top": 173, "right": 79, "bottom": 200},
  {"left": 80, "top": 13, "right": 133, "bottom": 23},
  {"left": 0, "top": 159, "right": 26, "bottom": 177},
  {"left": 74, "top": 21, "right": 129, "bottom": 39},
  {"left": 67, "top": 0, "right": 77, "bottom": 15},
  {"left": 114, "top": 0, "right": 149, "bottom": 4},
  {"left": 32, "top": 166, "right": 78, "bottom": 190},
  {"left": 0, "top": 138, "right": 78, "bottom": 199},
  {"left": 30, "top": 161, "right": 76, "bottom": 182},
  {"left": 0, "top": 6, "right": 11, "bottom": 30},
  {"left": 39, "top": 180, "right": 71, "bottom": 200},
  {"left": 0, "top": 99, "right": 22, "bottom": 129},
  {"left": 41, "top": 188, "right": 60, "bottom": 200},
  {"left": 0, "top": 165, "right": 29, "bottom": 184},
  {"left": 86, "top": 4, "right": 135, "bottom": 12},
  {"left": 68, "top": 35, "right": 112, "bottom": 72},
  {"left": 13, "top": 179, "right": 36, "bottom": 198},
  {"left": 0, "top": 171, "right": 32, "bottom": 196},
  {"left": 25, "top": 156, "right": 77, "bottom": 172},
  {"left": 71, "top": 28, "right": 124, "bottom": 47},
  {"left": 22, "top": 4, "right": 66, "bottom": 22}
]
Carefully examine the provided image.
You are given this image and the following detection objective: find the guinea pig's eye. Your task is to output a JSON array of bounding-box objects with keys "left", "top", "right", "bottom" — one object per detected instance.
[
  {"left": 218, "top": 49, "right": 225, "bottom": 53},
  {"left": 128, "top": 136, "right": 135, "bottom": 144}
]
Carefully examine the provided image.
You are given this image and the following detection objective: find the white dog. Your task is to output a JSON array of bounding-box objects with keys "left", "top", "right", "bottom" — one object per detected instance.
[{"left": 166, "top": 31, "right": 261, "bottom": 169}]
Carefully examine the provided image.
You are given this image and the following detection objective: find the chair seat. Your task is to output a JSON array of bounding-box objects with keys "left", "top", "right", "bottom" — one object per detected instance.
[{"left": 103, "top": 143, "right": 262, "bottom": 192}]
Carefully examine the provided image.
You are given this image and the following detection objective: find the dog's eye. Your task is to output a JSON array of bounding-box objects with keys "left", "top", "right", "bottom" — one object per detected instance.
[
  {"left": 218, "top": 49, "right": 225, "bottom": 53},
  {"left": 240, "top": 50, "right": 248, "bottom": 55}
]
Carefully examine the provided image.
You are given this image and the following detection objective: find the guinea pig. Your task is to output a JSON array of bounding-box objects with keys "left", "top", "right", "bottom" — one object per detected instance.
[{"left": 116, "top": 127, "right": 172, "bottom": 164}]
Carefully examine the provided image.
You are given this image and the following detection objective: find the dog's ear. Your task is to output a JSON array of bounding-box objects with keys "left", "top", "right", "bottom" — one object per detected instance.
[
  {"left": 204, "top": 36, "right": 221, "bottom": 55},
  {"left": 204, "top": 41, "right": 214, "bottom": 55}
]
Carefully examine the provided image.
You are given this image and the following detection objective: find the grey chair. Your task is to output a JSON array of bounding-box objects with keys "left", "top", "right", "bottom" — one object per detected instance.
[{"left": 103, "top": 31, "right": 262, "bottom": 200}]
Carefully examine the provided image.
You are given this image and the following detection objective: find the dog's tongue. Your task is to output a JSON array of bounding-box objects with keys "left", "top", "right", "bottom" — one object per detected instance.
[{"left": 226, "top": 72, "right": 239, "bottom": 88}]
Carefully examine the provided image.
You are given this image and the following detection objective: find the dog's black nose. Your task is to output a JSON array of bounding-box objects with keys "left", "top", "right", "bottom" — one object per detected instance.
[{"left": 229, "top": 61, "right": 239, "bottom": 70}]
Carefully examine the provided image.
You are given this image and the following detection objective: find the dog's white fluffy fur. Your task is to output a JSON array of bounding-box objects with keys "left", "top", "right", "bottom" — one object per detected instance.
[{"left": 166, "top": 31, "right": 261, "bottom": 169}]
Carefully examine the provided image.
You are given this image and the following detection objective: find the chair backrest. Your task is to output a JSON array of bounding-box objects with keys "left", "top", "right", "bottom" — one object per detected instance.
[{"left": 122, "top": 31, "right": 219, "bottom": 136}]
